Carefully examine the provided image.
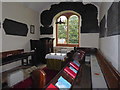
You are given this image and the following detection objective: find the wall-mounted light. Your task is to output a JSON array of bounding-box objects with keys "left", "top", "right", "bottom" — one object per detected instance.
[{"left": 56, "top": 18, "right": 65, "bottom": 24}]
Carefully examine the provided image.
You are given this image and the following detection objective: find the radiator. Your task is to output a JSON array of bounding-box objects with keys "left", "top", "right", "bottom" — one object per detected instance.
[{"left": 7, "top": 69, "right": 24, "bottom": 87}]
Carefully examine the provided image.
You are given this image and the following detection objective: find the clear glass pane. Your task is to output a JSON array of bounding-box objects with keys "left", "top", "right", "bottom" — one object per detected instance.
[
  {"left": 68, "top": 15, "right": 79, "bottom": 44},
  {"left": 57, "top": 16, "right": 67, "bottom": 44}
]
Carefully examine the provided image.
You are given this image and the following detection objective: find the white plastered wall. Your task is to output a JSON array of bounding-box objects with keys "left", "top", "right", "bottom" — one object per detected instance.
[
  {"left": 1, "top": 2, "right": 40, "bottom": 72},
  {"left": 118, "top": 35, "right": 120, "bottom": 72},
  {"left": 100, "top": 35, "right": 119, "bottom": 70},
  {"left": 99, "top": 2, "right": 119, "bottom": 71},
  {"left": 80, "top": 33, "right": 99, "bottom": 48},
  {"left": 2, "top": 2, "right": 40, "bottom": 52}
]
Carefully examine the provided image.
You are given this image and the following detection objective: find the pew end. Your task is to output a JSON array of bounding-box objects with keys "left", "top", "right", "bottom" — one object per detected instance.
[{"left": 31, "top": 69, "right": 46, "bottom": 88}]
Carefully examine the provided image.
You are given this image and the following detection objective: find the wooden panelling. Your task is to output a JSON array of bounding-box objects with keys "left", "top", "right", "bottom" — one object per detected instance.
[
  {"left": 96, "top": 50, "right": 120, "bottom": 89},
  {"left": 0, "top": 49, "right": 24, "bottom": 58}
]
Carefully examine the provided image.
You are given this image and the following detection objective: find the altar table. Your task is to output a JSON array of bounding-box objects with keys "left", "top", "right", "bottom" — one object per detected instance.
[{"left": 45, "top": 53, "right": 66, "bottom": 70}]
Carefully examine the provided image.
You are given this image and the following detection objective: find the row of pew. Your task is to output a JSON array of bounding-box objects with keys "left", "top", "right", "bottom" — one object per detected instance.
[
  {"left": 45, "top": 50, "right": 85, "bottom": 89},
  {"left": 32, "top": 48, "right": 120, "bottom": 89}
]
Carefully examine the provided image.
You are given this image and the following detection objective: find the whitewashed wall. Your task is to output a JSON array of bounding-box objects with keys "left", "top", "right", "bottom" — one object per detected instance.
[
  {"left": 2, "top": 2, "right": 40, "bottom": 52},
  {"left": 99, "top": 2, "right": 119, "bottom": 71},
  {"left": 100, "top": 35, "right": 119, "bottom": 70},
  {"left": 80, "top": 33, "right": 99, "bottom": 48},
  {"left": 1, "top": 2, "right": 40, "bottom": 72}
]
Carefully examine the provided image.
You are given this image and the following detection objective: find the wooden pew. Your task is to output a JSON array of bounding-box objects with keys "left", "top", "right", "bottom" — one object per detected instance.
[
  {"left": 45, "top": 62, "right": 82, "bottom": 89},
  {"left": 76, "top": 47, "right": 120, "bottom": 89},
  {"left": 44, "top": 50, "right": 85, "bottom": 89},
  {"left": 1, "top": 49, "right": 34, "bottom": 66},
  {"left": 0, "top": 49, "right": 24, "bottom": 58},
  {"left": 91, "top": 55, "right": 107, "bottom": 88},
  {"left": 96, "top": 50, "right": 120, "bottom": 89},
  {"left": 0, "top": 49, "right": 24, "bottom": 65},
  {"left": 32, "top": 69, "right": 46, "bottom": 88},
  {"left": 31, "top": 48, "right": 120, "bottom": 89},
  {"left": 31, "top": 50, "right": 85, "bottom": 89}
]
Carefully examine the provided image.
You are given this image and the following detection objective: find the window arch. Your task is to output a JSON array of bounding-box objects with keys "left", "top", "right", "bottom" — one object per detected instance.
[{"left": 56, "top": 12, "right": 80, "bottom": 47}]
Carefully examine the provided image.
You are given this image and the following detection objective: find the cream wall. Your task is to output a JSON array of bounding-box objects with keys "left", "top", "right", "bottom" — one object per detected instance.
[
  {"left": 100, "top": 35, "right": 119, "bottom": 70},
  {"left": 52, "top": 33, "right": 99, "bottom": 49},
  {"left": 53, "top": 32, "right": 100, "bottom": 52},
  {"left": 1, "top": 2, "right": 40, "bottom": 72},
  {"left": 2, "top": 2, "right": 40, "bottom": 52},
  {"left": 80, "top": 33, "right": 99, "bottom": 48},
  {"left": 99, "top": 2, "right": 119, "bottom": 71}
]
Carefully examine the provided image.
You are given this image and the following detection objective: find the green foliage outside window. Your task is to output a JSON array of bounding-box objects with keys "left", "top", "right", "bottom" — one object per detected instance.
[{"left": 58, "top": 15, "right": 79, "bottom": 44}]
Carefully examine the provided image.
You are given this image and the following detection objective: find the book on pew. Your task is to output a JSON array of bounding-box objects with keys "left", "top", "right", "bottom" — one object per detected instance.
[
  {"left": 46, "top": 83, "right": 58, "bottom": 90},
  {"left": 64, "top": 66, "right": 76, "bottom": 79},
  {"left": 55, "top": 76, "right": 71, "bottom": 88},
  {"left": 73, "top": 60, "right": 80, "bottom": 67},
  {"left": 69, "top": 66, "right": 77, "bottom": 73},
  {"left": 70, "top": 62, "right": 79, "bottom": 71}
]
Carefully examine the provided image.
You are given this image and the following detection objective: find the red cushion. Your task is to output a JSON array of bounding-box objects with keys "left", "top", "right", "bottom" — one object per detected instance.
[
  {"left": 69, "top": 62, "right": 79, "bottom": 70},
  {"left": 13, "top": 77, "right": 33, "bottom": 88},
  {"left": 46, "top": 84, "right": 58, "bottom": 90},
  {"left": 64, "top": 66, "right": 76, "bottom": 79}
]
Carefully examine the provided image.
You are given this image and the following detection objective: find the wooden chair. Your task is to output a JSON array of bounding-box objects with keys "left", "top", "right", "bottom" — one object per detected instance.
[{"left": 31, "top": 69, "right": 46, "bottom": 88}]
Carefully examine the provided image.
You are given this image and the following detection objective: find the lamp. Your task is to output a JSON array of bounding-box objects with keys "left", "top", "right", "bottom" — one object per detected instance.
[{"left": 56, "top": 18, "right": 65, "bottom": 24}]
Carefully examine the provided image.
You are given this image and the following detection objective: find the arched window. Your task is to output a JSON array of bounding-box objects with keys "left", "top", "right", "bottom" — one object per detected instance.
[{"left": 56, "top": 13, "right": 80, "bottom": 47}]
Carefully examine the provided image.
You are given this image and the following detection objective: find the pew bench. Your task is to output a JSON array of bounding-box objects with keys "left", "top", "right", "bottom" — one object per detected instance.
[
  {"left": 31, "top": 50, "right": 85, "bottom": 89},
  {"left": 91, "top": 55, "right": 107, "bottom": 88},
  {"left": 76, "top": 47, "right": 120, "bottom": 89},
  {"left": 96, "top": 50, "right": 120, "bottom": 89},
  {"left": 1, "top": 49, "right": 35, "bottom": 70},
  {"left": 31, "top": 48, "right": 120, "bottom": 89},
  {"left": 1, "top": 49, "right": 35, "bottom": 87}
]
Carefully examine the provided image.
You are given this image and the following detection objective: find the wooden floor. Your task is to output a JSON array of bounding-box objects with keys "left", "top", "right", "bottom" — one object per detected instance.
[{"left": 72, "top": 63, "right": 91, "bottom": 89}]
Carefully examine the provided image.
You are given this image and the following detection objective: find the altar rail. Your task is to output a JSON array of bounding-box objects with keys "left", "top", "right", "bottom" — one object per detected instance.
[{"left": 96, "top": 50, "right": 120, "bottom": 89}]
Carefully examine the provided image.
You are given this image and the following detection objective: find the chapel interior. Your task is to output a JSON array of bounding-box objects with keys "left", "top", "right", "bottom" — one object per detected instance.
[{"left": 0, "top": 1, "right": 120, "bottom": 89}]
